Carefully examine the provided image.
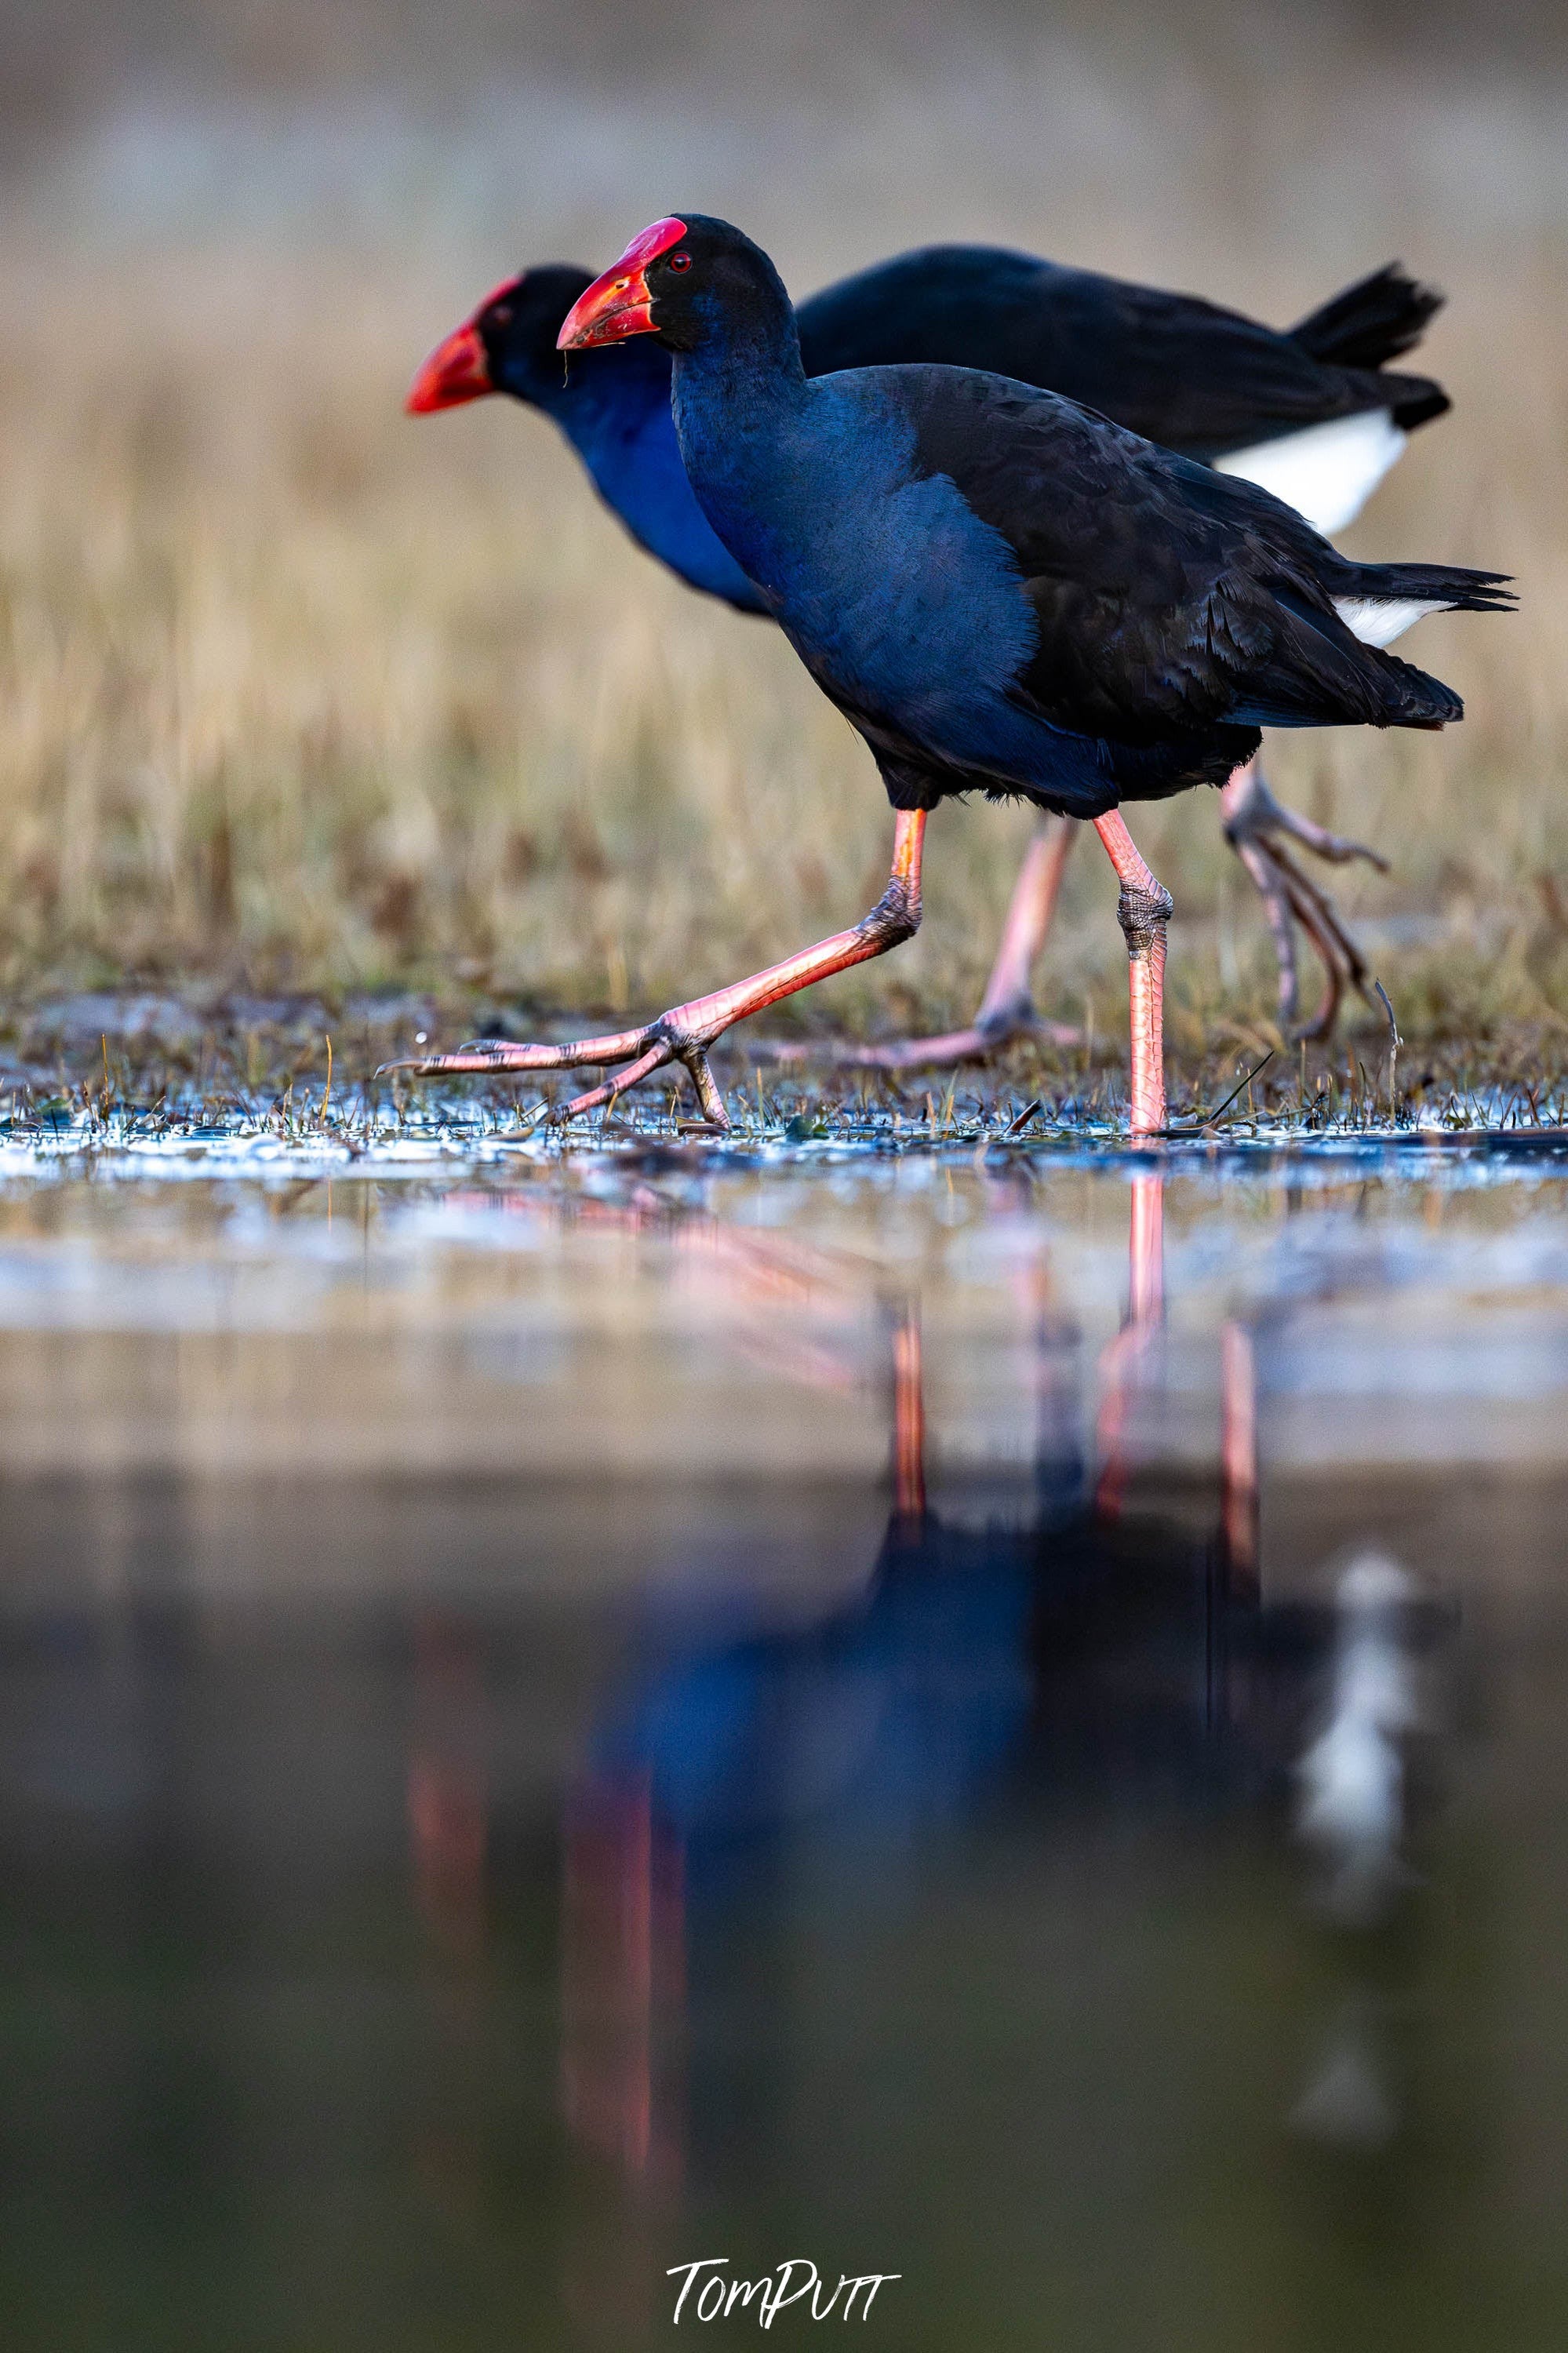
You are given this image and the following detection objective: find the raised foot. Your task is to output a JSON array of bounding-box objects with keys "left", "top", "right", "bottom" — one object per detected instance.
[{"left": 1221, "top": 759, "right": 1388, "bottom": 1039}]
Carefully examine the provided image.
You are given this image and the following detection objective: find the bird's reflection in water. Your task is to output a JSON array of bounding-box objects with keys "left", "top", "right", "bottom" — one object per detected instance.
[
  {"left": 388, "top": 1168, "right": 1450, "bottom": 2337},
  {"left": 548, "top": 1168, "right": 1449, "bottom": 2276},
  {"left": 406, "top": 1610, "right": 493, "bottom": 2233},
  {"left": 1290, "top": 1552, "right": 1444, "bottom": 2154}
]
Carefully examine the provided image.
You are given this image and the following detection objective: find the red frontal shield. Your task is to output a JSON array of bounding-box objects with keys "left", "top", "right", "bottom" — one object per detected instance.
[{"left": 557, "top": 218, "right": 689, "bottom": 351}]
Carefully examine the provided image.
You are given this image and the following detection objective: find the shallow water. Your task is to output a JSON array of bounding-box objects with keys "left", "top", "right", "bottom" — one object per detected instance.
[{"left": 2, "top": 1137, "right": 1567, "bottom": 2349}]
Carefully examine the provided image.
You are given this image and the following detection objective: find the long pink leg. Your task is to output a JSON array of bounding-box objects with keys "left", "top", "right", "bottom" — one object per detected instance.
[
  {"left": 396, "top": 811, "right": 927, "bottom": 1128},
  {"left": 757, "top": 818, "right": 1079, "bottom": 1070},
  {"left": 1221, "top": 754, "right": 1388, "bottom": 1037},
  {"left": 1093, "top": 811, "right": 1173, "bottom": 1135}
]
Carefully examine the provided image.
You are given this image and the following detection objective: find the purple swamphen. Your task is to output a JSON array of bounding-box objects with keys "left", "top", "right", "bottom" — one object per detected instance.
[
  {"left": 409, "top": 217, "right": 1508, "bottom": 1135},
  {"left": 409, "top": 243, "right": 1452, "bottom": 1050}
]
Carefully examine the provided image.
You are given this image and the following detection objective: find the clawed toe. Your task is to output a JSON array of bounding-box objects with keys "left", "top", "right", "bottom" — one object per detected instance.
[
  {"left": 380, "top": 1018, "right": 737, "bottom": 1128},
  {"left": 1224, "top": 761, "right": 1386, "bottom": 1040},
  {"left": 376, "top": 810, "right": 930, "bottom": 1132}
]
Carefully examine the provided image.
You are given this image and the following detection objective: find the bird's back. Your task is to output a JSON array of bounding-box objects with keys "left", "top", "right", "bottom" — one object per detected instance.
[
  {"left": 674, "top": 352, "right": 1501, "bottom": 815},
  {"left": 798, "top": 244, "right": 1447, "bottom": 461}
]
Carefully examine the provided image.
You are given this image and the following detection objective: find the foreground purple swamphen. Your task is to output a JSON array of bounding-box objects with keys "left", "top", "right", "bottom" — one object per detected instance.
[
  {"left": 409, "top": 243, "right": 1452, "bottom": 1045},
  {"left": 409, "top": 217, "right": 1509, "bottom": 1135}
]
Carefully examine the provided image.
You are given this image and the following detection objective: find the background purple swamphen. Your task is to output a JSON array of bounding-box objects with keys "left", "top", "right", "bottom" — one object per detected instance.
[
  {"left": 409, "top": 242, "right": 1453, "bottom": 1052},
  {"left": 409, "top": 216, "right": 1509, "bottom": 1136}
]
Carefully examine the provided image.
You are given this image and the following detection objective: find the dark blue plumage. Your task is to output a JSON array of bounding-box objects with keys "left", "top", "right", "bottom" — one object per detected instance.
[
  {"left": 470, "top": 264, "right": 765, "bottom": 608},
  {"left": 409, "top": 239, "right": 1471, "bottom": 1059},
  {"left": 441, "top": 246, "right": 1450, "bottom": 619},
  {"left": 402, "top": 219, "right": 1507, "bottom": 1133},
  {"left": 590, "top": 218, "right": 1504, "bottom": 823}
]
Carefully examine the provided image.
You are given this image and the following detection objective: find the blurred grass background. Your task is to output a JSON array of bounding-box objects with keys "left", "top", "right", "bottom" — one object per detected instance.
[{"left": 1, "top": 0, "right": 1566, "bottom": 1060}]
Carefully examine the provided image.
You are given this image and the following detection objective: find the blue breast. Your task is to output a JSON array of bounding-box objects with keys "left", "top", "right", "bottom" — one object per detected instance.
[
  {"left": 540, "top": 342, "right": 768, "bottom": 614},
  {"left": 675, "top": 366, "right": 1117, "bottom": 809}
]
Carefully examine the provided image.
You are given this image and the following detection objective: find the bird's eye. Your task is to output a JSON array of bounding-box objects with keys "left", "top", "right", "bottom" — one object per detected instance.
[
  {"left": 667, "top": 252, "right": 692, "bottom": 273},
  {"left": 493, "top": 304, "right": 512, "bottom": 324}
]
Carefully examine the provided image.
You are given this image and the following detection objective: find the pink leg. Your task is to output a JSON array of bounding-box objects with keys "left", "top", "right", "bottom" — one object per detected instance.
[
  {"left": 757, "top": 818, "right": 1079, "bottom": 1071},
  {"left": 1093, "top": 811, "right": 1173, "bottom": 1136},
  {"left": 1221, "top": 754, "right": 1388, "bottom": 1037},
  {"left": 396, "top": 811, "right": 927, "bottom": 1128}
]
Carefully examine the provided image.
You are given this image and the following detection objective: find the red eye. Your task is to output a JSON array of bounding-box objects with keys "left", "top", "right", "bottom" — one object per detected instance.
[{"left": 667, "top": 252, "right": 692, "bottom": 273}]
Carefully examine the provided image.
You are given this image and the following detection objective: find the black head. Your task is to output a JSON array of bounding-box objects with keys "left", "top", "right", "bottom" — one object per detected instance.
[
  {"left": 406, "top": 264, "right": 592, "bottom": 414},
  {"left": 557, "top": 216, "right": 794, "bottom": 359}
]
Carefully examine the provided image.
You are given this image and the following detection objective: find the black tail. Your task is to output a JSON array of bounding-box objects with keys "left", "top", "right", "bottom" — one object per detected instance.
[
  {"left": 1239, "top": 565, "right": 1512, "bottom": 733},
  {"left": 1290, "top": 263, "right": 1444, "bottom": 370},
  {"left": 1338, "top": 562, "right": 1516, "bottom": 618}
]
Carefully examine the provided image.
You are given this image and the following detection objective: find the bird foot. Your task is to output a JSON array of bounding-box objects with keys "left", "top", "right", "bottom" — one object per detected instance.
[
  {"left": 391, "top": 1017, "right": 729, "bottom": 1127},
  {"left": 1221, "top": 758, "right": 1388, "bottom": 1038},
  {"left": 386, "top": 811, "right": 930, "bottom": 1130}
]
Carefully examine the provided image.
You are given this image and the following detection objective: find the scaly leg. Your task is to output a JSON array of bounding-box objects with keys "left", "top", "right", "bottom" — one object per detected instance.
[
  {"left": 757, "top": 818, "right": 1079, "bottom": 1070},
  {"left": 1094, "top": 810, "right": 1173, "bottom": 1136},
  {"left": 397, "top": 810, "right": 926, "bottom": 1129},
  {"left": 1221, "top": 756, "right": 1388, "bottom": 1038}
]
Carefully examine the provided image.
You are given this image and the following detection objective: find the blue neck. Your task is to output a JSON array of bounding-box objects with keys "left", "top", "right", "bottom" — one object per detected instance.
[
  {"left": 668, "top": 313, "right": 813, "bottom": 601},
  {"left": 500, "top": 338, "right": 766, "bottom": 614}
]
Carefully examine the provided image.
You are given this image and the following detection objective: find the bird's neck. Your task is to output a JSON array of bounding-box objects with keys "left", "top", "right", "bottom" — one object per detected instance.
[
  {"left": 673, "top": 302, "right": 807, "bottom": 412},
  {"left": 668, "top": 315, "right": 809, "bottom": 581},
  {"left": 510, "top": 337, "right": 673, "bottom": 431}
]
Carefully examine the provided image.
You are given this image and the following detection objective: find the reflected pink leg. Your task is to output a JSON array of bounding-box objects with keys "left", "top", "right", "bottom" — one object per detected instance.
[
  {"left": 1093, "top": 811, "right": 1173, "bottom": 1135},
  {"left": 892, "top": 1306, "right": 927, "bottom": 1522},
  {"left": 1094, "top": 1168, "right": 1166, "bottom": 1519},
  {"left": 1221, "top": 1318, "right": 1260, "bottom": 1598},
  {"left": 408, "top": 1613, "right": 488, "bottom": 1960},
  {"left": 561, "top": 1776, "right": 684, "bottom": 2180}
]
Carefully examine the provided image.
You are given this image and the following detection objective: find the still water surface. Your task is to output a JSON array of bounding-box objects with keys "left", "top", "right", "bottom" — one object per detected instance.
[{"left": 0, "top": 1137, "right": 1566, "bottom": 2350}]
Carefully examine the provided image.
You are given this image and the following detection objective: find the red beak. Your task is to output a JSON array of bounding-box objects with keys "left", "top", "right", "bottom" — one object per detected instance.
[
  {"left": 406, "top": 319, "right": 493, "bottom": 414},
  {"left": 557, "top": 217, "right": 689, "bottom": 351}
]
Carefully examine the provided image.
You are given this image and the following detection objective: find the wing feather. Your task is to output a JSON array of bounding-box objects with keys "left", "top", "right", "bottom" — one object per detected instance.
[{"left": 896, "top": 369, "right": 1489, "bottom": 741}]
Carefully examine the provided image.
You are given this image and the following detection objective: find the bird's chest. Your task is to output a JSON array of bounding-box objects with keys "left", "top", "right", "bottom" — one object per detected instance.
[{"left": 737, "top": 468, "right": 1035, "bottom": 713}]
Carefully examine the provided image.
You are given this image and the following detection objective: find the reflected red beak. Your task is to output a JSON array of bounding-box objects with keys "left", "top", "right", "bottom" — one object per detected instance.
[
  {"left": 557, "top": 217, "right": 689, "bottom": 351},
  {"left": 406, "top": 320, "right": 493, "bottom": 415}
]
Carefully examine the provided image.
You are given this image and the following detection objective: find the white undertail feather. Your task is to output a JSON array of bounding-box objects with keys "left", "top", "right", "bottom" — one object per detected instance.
[
  {"left": 1329, "top": 596, "right": 1450, "bottom": 648},
  {"left": 1217, "top": 406, "right": 1450, "bottom": 647},
  {"left": 1214, "top": 407, "right": 1408, "bottom": 537}
]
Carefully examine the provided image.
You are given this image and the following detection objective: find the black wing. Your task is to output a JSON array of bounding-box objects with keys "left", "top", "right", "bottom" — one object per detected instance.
[
  {"left": 895, "top": 366, "right": 1506, "bottom": 742},
  {"left": 799, "top": 246, "right": 1447, "bottom": 458}
]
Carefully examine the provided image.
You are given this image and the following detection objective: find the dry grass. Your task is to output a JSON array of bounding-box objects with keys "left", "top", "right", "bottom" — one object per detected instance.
[{"left": 2, "top": 46, "right": 1566, "bottom": 1080}]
